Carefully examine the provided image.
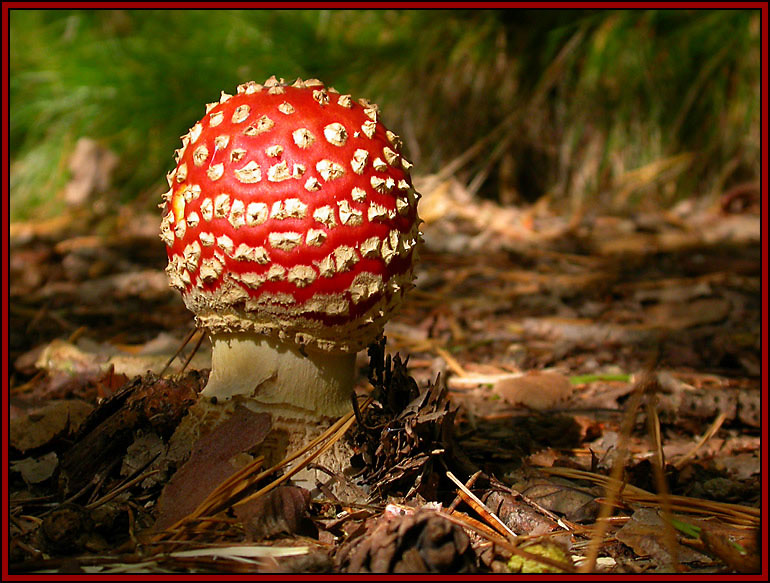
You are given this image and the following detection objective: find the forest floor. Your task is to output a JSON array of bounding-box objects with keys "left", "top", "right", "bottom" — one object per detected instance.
[{"left": 7, "top": 174, "right": 764, "bottom": 575}]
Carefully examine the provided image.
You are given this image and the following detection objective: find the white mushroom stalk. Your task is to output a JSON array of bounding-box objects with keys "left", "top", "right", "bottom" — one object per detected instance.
[{"left": 203, "top": 332, "right": 355, "bottom": 420}]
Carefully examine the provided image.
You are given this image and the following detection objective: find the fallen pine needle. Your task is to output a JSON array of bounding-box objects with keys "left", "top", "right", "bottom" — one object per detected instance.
[
  {"left": 671, "top": 411, "right": 728, "bottom": 470},
  {"left": 434, "top": 345, "right": 468, "bottom": 377},
  {"left": 540, "top": 466, "right": 760, "bottom": 527},
  {"left": 446, "top": 470, "right": 516, "bottom": 539}
]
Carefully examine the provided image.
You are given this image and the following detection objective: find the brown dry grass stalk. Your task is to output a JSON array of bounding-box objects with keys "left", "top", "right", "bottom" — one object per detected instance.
[
  {"left": 444, "top": 468, "right": 580, "bottom": 572},
  {"left": 645, "top": 392, "right": 682, "bottom": 572},
  {"left": 577, "top": 372, "right": 648, "bottom": 572}
]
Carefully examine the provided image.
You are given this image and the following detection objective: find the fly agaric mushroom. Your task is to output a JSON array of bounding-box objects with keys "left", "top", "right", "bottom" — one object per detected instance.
[{"left": 160, "top": 77, "right": 420, "bottom": 460}]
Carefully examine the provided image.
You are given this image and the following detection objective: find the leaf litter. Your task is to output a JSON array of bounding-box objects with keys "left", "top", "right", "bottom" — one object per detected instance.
[{"left": 7, "top": 171, "right": 762, "bottom": 574}]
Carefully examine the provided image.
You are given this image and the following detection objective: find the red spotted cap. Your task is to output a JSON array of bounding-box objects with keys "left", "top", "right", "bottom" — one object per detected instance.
[{"left": 160, "top": 77, "right": 421, "bottom": 352}]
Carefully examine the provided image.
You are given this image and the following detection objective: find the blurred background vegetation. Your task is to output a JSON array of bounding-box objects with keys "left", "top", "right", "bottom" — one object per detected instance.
[{"left": 9, "top": 8, "right": 760, "bottom": 221}]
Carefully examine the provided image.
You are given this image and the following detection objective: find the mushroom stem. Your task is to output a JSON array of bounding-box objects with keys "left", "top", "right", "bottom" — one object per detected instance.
[{"left": 201, "top": 332, "right": 355, "bottom": 420}]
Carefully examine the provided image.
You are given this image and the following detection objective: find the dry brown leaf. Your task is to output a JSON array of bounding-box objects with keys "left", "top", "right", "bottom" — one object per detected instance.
[
  {"left": 154, "top": 406, "right": 272, "bottom": 532},
  {"left": 698, "top": 523, "right": 761, "bottom": 573},
  {"left": 234, "top": 485, "right": 313, "bottom": 541},
  {"left": 493, "top": 371, "right": 573, "bottom": 410},
  {"left": 520, "top": 479, "right": 599, "bottom": 523},
  {"left": 32, "top": 335, "right": 210, "bottom": 379},
  {"left": 615, "top": 508, "right": 712, "bottom": 567},
  {"left": 10, "top": 400, "right": 93, "bottom": 453},
  {"left": 63, "top": 137, "right": 118, "bottom": 207},
  {"left": 483, "top": 490, "right": 560, "bottom": 536},
  {"left": 58, "top": 373, "right": 201, "bottom": 496},
  {"left": 10, "top": 452, "right": 59, "bottom": 485},
  {"left": 643, "top": 297, "right": 731, "bottom": 329}
]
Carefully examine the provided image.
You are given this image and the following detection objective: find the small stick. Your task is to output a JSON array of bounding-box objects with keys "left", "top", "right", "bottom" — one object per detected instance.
[
  {"left": 447, "top": 470, "right": 482, "bottom": 512},
  {"left": 446, "top": 470, "right": 516, "bottom": 539},
  {"left": 440, "top": 511, "right": 576, "bottom": 573}
]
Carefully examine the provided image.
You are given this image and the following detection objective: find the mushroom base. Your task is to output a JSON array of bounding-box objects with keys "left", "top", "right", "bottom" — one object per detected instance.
[
  {"left": 167, "top": 331, "right": 360, "bottom": 494},
  {"left": 168, "top": 396, "right": 361, "bottom": 494},
  {"left": 201, "top": 332, "right": 355, "bottom": 420}
]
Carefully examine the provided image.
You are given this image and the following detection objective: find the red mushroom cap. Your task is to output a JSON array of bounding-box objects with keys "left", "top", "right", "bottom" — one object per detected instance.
[{"left": 160, "top": 77, "right": 421, "bottom": 352}]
